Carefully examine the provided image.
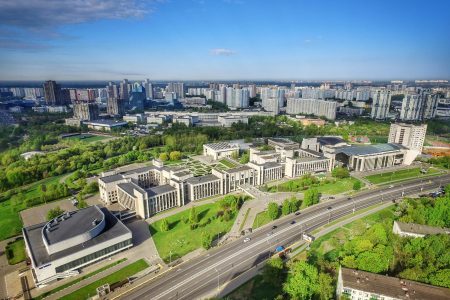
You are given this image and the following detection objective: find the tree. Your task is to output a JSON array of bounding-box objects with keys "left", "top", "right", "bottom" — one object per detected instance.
[
  {"left": 78, "top": 199, "right": 88, "bottom": 208},
  {"left": 353, "top": 180, "right": 362, "bottom": 191},
  {"left": 289, "top": 198, "right": 300, "bottom": 213},
  {"left": 159, "top": 152, "right": 169, "bottom": 161},
  {"left": 169, "top": 151, "right": 182, "bottom": 161},
  {"left": 189, "top": 206, "right": 199, "bottom": 224},
  {"left": 283, "top": 261, "right": 319, "bottom": 300},
  {"left": 267, "top": 202, "right": 280, "bottom": 220},
  {"left": 160, "top": 218, "right": 169, "bottom": 232},
  {"left": 239, "top": 151, "right": 250, "bottom": 164},
  {"left": 82, "top": 182, "right": 99, "bottom": 194},
  {"left": 303, "top": 188, "right": 319, "bottom": 208},
  {"left": 47, "top": 206, "right": 65, "bottom": 221},
  {"left": 332, "top": 167, "right": 350, "bottom": 179},
  {"left": 201, "top": 232, "right": 213, "bottom": 249},
  {"left": 231, "top": 150, "right": 239, "bottom": 160},
  {"left": 318, "top": 272, "right": 334, "bottom": 300},
  {"left": 262, "top": 257, "right": 284, "bottom": 285},
  {"left": 282, "top": 199, "right": 291, "bottom": 216}
]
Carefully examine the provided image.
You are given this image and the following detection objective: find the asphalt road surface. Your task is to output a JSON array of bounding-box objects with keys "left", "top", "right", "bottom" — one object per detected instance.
[{"left": 116, "top": 174, "right": 450, "bottom": 300}]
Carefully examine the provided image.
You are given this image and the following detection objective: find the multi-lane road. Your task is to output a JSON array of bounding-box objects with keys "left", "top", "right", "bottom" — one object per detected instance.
[{"left": 115, "top": 174, "right": 450, "bottom": 300}]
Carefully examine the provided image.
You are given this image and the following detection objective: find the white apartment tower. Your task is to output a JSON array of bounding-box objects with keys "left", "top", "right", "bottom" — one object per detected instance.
[
  {"left": 400, "top": 93, "right": 425, "bottom": 121},
  {"left": 371, "top": 90, "right": 391, "bottom": 119},
  {"left": 286, "top": 98, "right": 337, "bottom": 120},
  {"left": 388, "top": 123, "right": 427, "bottom": 152}
]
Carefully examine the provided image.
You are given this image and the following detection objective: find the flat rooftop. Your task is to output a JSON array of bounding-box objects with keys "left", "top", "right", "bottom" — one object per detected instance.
[
  {"left": 100, "top": 173, "right": 124, "bottom": 184},
  {"left": 44, "top": 206, "right": 104, "bottom": 245},
  {"left": 204, "top": 142, "right": 239, "bottom": 151},
  {"left": 318, "top": 136, "right": 346, "bottom": 146},
  {"left": 185, "top": 174, "right": 220, "bottom": 185},
  {"left": 336, "top": 143, "right": 407, "bottom": 156},
  {"left": 341, "top": 267, "right": 450, "bottom": 300},
  {"left": 23, "top": 206, "right": 131, "bottom": 267},
  {"left": 146, "top": 184, "right": 176, "bottom": 196}
]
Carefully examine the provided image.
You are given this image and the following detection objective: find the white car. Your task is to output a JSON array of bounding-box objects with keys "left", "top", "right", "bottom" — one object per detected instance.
[{"left": 244, "top": 237, "right": 251, "bottom": 243}]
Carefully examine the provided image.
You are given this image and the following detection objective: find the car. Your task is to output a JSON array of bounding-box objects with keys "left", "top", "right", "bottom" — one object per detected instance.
[
  {"left": 329, "top": 196, "right": 335, "bottom": 199},
  {"left": 389, "top": 185, "right": 394, "bottom": 188},
  {"left": 327, "top": 206, "right": 332, "bottom": 210},
  {"left": 290, "top": 220, "right": 296, "bottom": 224},
  {"left": 267, "top": 232, "right": 273, "bottom": 236},
  {"left": 295, "top": 211, "right": 301, "bottom": 216},
  {"left": 272, "top": 225, "right": 277, "bottom": 230},
  {"left": 244, "top": 237, "right": 251, "bottom": 243}
]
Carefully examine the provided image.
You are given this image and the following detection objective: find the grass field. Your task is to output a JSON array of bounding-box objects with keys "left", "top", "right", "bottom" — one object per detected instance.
[
  {"left": 252, "top": 211, "right": 273, "bottom": 229},
  {"left": 315, "top": 177, "right": 362, "bottom": 194},
  {"left": 34, "top": 258, "right": 127, "bottom": 300},
  {"left": 0, "top": 174, "right": 65, "bottom": 240},
  {"left": 219, "top": 159, "right": 238, "bottom": 168},
  {"left": 364, "top": 167, "right": 441, "bottom": 184},
  {"left": 149, "top": 202, "right": 237, "bottom": 262},
  {"left": 270, "top": 176, "right": 362, "bottom": 195},
  {"left": 60, "top": 259, "right": 148, "bottom": 300},
  {"left": 5, "top": 238, "right": 26, "bottom": 265},
  {"left": 64, "top": 134, "right": 110, "bottom": 143}
]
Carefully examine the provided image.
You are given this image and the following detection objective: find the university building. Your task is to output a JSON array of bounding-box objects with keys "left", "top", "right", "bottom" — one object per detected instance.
[{"left": 23, "top": 206, "right": 132, "bottom": 286}]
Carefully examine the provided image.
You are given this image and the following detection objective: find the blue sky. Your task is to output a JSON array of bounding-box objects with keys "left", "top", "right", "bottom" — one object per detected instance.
[{"left": 0, "top": 0, "right": 449, "bottom": 81}]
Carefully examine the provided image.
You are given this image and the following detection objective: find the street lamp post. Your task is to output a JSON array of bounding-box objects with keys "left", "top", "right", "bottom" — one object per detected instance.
[
  {"left": 214, "top": 267, "right": 220, "bottom": 293},
  {"left": 169, "top": 250, "right": 173, "bottom": 266}
]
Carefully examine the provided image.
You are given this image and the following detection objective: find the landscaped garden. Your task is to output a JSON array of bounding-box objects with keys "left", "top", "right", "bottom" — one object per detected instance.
[
  {"left": 267, "top": 172, "right": 363, "bottom": 195},
  {"left": 63, "top": 134, "right": 111, "bottom": 143},
  {"left": 364, "top": 167, "right": 441, "bottom": 184},
  {"left": 149, "top": 195, "right": 247, "bottom": 262},
  {"left": 5, "top": 238, "right": 26, "bottom": 265}
]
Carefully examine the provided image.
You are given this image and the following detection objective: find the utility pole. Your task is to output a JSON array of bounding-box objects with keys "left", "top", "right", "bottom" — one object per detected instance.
[{"left": 214, "top": 267, "right": 220, "bottom": 293}]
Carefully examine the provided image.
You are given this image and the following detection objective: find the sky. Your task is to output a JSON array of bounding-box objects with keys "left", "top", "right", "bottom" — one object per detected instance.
[{"left": 0, "top": 0, "right": 449, "bottom": 81}]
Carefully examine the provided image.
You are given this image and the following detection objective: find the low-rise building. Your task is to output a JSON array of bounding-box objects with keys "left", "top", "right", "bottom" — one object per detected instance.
[
  {"left": 83, "top": 120, "right": 127, "bottom": 131},
  {"left": 393, "top": 221, "right": 449, "bottom": 238},
  {"left": 217, "top": 115, "right": 248, "bottom": 127},
  {"left": 337, "top": 267, "right": 450, "bottom": 300},
  {"left": 203, "top": 142, "right": 240, "bottom": 160},
  {"left": 23, "top": 206, "right": 132, "bottom": 286}
]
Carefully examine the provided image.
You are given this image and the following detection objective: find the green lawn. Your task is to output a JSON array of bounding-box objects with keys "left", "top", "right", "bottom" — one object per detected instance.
[
  {"left": 65, "top": 134, "right": 110, "bottom": 143},
  {"left": 270, "top": 176, "right": 363, "bottom": 195},
  {"left": 60, "top": 259, "right": 148, "bottom": 300},
  {"left": 5, "top": 238, "right": 26, "bottom": 265},
  {"left": 0, "top": 174, "right": 66, "bottom": 240},
  {"left": 315, "top": 177, "right": 362, "bottom": 195},
  {"left": 365, "top": 167, "right": 441, "bottom": 184},
  {"left": 34, "top": 258, "right": 127, "bottom": 300},
  {"left": 252, "top": 211, "right": 273, "bottom": 229},
  {"left": 149, "top": 202, "right": 237, "bottom": 262},
  {"left": 219, "top": 159, "right": 238, "bottom": 168}
]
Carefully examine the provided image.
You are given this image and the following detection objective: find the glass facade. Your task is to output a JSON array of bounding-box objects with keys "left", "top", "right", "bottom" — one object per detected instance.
[{"left": 55, "top": 239, "right": 132, "bottom": 273}]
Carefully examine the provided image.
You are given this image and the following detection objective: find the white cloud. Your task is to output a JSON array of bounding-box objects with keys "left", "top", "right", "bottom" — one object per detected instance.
[{"left": 210, "top": 48, "right": 237, "bottom": 56}]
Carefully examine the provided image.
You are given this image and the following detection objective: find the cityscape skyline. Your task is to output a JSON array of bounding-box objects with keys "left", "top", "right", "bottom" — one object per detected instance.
[{"left": 1, "top": 0, "right": 450, "bottom": 81}]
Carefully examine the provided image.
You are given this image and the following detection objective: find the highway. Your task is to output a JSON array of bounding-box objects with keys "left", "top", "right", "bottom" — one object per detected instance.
[{"left": 116, "top": 174, "right": 450, "bottom": 300}]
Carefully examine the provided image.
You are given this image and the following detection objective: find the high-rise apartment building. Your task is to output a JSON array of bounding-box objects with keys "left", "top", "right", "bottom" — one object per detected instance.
[
  {"left": 143, "top": 79, "right": 154, "bottom": 100},
  {"left": 286, "top": 98, "right": 337, "bottom": 120},
  {"left": 225, "top": 87, "right": 249, "bottom": 108},
  {"left": 43, "top": 80, "right": 64, "bottom": 106},
  {"left": 119, "top": 79, "right": 129, "bottom": 101},
  {"left": 371, "top": 90, "right": 391, "bottom": 119},
  {"left": 263, "top": 97, "right": 280, "bottom": 115},
  {"left": 73, "top": 103, "right": 99, "bottom": 121},
  {"left": 400, "top": 93, "right": 425, "bottom": 121},
  {"left": 107, "top": 98, "right": 125, "bottom": 116},
  {"left": 388, "top": 123, "right": 427, "bottom": 152},
  {"left": 166, "top": 82, "right": 185, "bottom": 99},
  {"left": 423, "top": 93, "right": 438, "bottom": 119}
]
